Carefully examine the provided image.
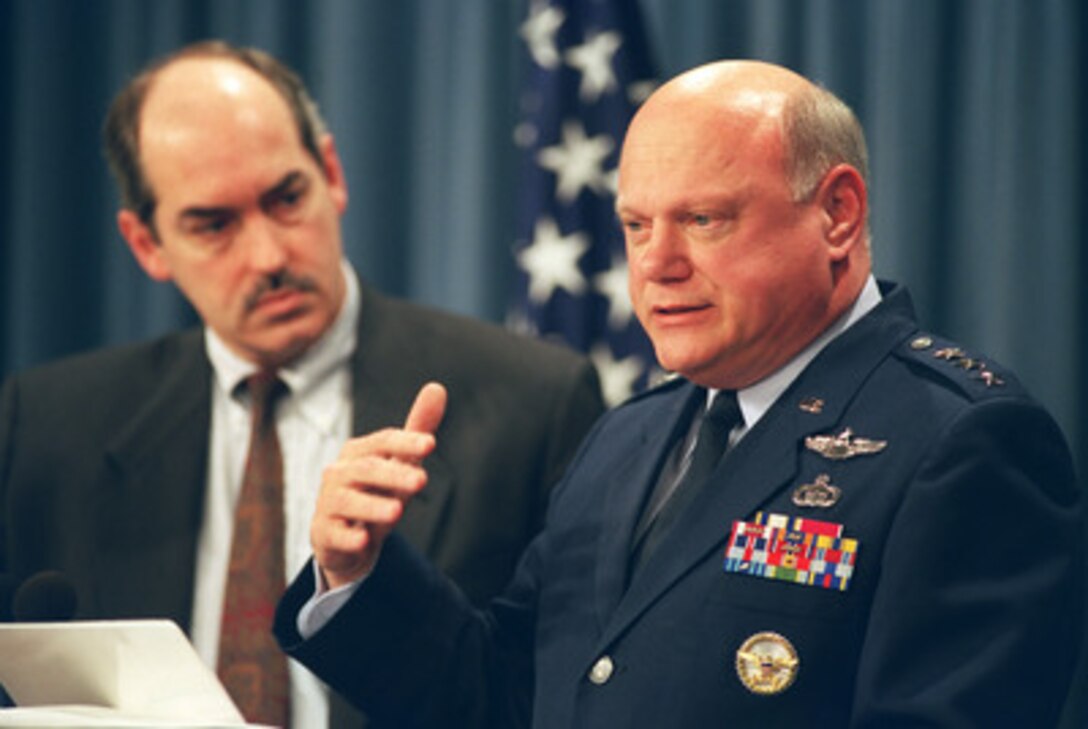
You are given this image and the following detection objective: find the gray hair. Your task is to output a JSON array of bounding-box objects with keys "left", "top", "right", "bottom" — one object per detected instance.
[{"left": 781, "top": 84, "right": 869, "bottom": 204}]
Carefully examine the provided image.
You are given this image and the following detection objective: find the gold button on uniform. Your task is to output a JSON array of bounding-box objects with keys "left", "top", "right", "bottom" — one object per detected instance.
[{"left": 588, "top": 656, "right": 614, "bottom": 685}]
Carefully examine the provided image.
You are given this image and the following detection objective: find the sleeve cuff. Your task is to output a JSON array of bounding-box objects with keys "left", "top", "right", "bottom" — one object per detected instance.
[{"left": 296, "top": 559, "right": 365, "bottom": 639}]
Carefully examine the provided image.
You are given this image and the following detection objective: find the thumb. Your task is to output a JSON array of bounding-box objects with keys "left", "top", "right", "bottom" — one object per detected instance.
[{"left": 404, "top": 382, "right": 448, "bottom": 435}]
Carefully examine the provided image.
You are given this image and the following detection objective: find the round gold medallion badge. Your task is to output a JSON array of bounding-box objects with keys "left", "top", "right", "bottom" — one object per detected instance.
[{"left": 735, "top": 631, "right": 799, "bottom": 695}]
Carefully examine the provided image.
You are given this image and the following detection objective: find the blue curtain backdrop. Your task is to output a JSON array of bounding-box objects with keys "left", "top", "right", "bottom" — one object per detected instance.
[
  {"left": 3, "top": 0, "right": 1083, "bottom": 455},
  {"left": 1, "top": 0, "right": 1085, "bottom": 719}
]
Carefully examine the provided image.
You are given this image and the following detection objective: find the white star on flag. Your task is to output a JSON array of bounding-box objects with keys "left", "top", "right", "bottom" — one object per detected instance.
[
  {"left": 590, "top": 343, "right": 646, "bottom": 406},
  {"left": 593, "top": 255, "right": 635, "bottom": 329},
  {"left": 511, "top": 0, "right": 658, "bottom": 407},
  {"left": 536, "top": 120, "right": 614, "bottom": 203},
  {"left": 520, "top": 3, "right": 565, "bottom": 69},
  {"left": 516, "top": 216, "right": 589, "bottom": 304},
  {"left": 602, "top": 166, "right": 619, "bottom": 196},
  {"left": 627, "top": 79, "right": 657, "bottom": 105},
  {"left": 565, "top": 31, "right": 622, "bottom": 103}
]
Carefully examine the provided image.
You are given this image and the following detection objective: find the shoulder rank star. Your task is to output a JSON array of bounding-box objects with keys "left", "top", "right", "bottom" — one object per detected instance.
[{"left": 805, "top": 428, "right": 887, "bottom": 460}]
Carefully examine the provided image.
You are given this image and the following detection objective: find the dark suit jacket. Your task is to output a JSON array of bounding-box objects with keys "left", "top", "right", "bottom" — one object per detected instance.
[
  {"left": 0, "top": 284, "right": 604, "bottom": 725},
  {"left": 277, "top": 282, "right": 1084, "bottom": 728}
]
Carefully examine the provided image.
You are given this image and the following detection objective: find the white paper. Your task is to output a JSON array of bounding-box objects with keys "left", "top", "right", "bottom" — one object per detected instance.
[
  {"left": 0, "top": 620, "right": 247, "bottom": 726},
  {"left": 0, "top": 705, "right": 249, "bottom": 727}
]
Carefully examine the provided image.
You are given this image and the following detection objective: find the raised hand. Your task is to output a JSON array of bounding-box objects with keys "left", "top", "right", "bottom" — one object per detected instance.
[{"left": 311, "top": 382, "right": 448, "bottom": 588}]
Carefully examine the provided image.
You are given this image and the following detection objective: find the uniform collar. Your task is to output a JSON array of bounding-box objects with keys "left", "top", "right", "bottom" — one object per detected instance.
[{"left": 711, "top": 275, "right": 882, "bottom": 429}]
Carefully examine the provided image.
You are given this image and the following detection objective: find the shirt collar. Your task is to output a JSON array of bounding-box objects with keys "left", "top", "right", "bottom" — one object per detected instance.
[
  {"left": 205, "top": 258, "right": 360, "bottom": 404},
  {"left": 710, "top": 275, "right": 882, "bottom": 428}
]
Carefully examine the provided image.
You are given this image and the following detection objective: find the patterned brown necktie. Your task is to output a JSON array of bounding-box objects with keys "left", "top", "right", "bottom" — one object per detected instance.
[{"left": 218, "top": 372, "right": 290, "bottom": 727}]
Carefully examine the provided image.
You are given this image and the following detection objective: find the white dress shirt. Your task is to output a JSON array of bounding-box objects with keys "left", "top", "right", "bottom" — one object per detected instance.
[{"left": 193, "top": 260, "right": 359, "bottom": 729}]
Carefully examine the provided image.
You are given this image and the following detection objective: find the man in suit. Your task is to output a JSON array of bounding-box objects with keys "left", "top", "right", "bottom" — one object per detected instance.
[
  {"left": 0, "top": 42, "right": 604, "bottom": 727},
  {"left": 275, "top": 60, "right": 1084, "bottom": 726}
]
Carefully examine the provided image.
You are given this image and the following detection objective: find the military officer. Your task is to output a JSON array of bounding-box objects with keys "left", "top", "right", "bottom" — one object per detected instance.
[{"left": 274, "top": 59, "right": 1084, "bottom": 728}]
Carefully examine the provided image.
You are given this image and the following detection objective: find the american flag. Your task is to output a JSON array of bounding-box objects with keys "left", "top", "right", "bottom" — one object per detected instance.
[{"left": 510, "top": 0, "right": 659, "bottom": 407}]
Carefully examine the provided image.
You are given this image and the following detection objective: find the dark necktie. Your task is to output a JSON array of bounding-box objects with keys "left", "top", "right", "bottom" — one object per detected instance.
[
  {"left": 629, "top": 389, "right": 742, "bottom": 578},
  {"left": 218, "top": 372, "right": 290, "bottom": 727}
]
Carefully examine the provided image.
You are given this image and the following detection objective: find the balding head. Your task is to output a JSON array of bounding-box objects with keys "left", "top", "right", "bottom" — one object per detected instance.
[
  {"left": 141, "top": 57, "right": 287, "bottom": 144},
  {"left": 135, "top": 58, "right": 304, "bottom": 215},
  {"left": 617, "top": 60, "right": 871, "bottom": 389},
  {"left": 646, "top": 59, "right": 809, "bottom": 114},
  {"left": 104, "top": 41, "right": 326, "bottom": 229},
  {"left": 629, "top": 60, "right": 868, "bottom": 206}
]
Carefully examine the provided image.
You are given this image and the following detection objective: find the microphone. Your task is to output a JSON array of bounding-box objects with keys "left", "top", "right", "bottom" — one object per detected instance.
[{"left": 11, "top": 571, "right": 78, "bottom": 622}]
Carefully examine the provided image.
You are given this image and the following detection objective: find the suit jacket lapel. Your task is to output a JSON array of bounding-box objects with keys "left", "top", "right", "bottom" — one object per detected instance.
[
  {"left": 601, "top": 286, "right": 919, "bottom": 647},
  {"left": 97, "top": 330, "right": 211, "bottom": 627},
  {"left": 350, "top": 286, "right": 453, "bottom": 558}
]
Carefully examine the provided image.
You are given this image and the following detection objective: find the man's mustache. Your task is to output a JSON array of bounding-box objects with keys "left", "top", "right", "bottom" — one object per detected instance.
[{"left": 244, "top": 270, "right": 318, "bottom": 313}]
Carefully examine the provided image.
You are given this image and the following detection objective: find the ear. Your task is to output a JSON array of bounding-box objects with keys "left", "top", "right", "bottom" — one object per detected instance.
[
  {"left": 815, "top": 164, "right": 866, "bottom": 261},
  {"left": 318, "top": 133, "right": 349, "bottom": 214},
  {"left": 117, "top": 210, "right": 173, "bottom": 282}
]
